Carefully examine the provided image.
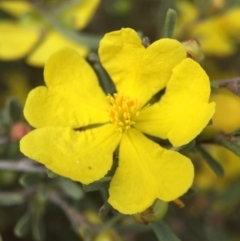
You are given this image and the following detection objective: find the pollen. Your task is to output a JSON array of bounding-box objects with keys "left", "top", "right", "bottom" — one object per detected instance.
[{"left": 107, "top": 93, "right": 141, "bottom": 133}]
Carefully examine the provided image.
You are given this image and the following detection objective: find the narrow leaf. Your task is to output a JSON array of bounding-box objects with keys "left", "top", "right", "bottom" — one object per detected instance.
[
  {"left": 195, "top": 145, "right": 224, "bottom": 177},
  {"left": 0, "top": 192, "right": 25, "bottom": 206},
  {"left": 55, "top": 178, "right": 84, "bottom": 200},
  {"left": 19, "top": 173, "right": 41, "bottom": 187},
  {"left": 216, "top": 134, "right": 240, "bottom": 157},
  {"left": 163, "top": 9, "right": 177, "bottom": 38},
  {"left": 151, "top": 220, "right": 181, "bottom": 241},
  {"left": 31, "top": 203, "right": 46, "bottom": 241},
  {"left": 83, "top": 177, "right": 111, "bottom": 192},
  {"left": 90, "top": 54, "right": 116, "bottom": 94},
  {"left": 210, "top": 81, "right": 219, "bottom": 89},
  {"left": 6, "top": 97, "right": 23, "bottom": 122},
  {"left": 179, "top": 140, "right": 196, "bottom": 153},
  {"left": 14, "top": 212, "right": 31, "bottom": 237},
  {"left": 47, "top": 169, "right": 58, "bottom": 178}
]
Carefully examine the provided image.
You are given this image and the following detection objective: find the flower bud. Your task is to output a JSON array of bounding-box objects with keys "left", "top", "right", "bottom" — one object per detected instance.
[
  {"left": 182, "top": 39, "right": 204, "bottom": 63},
  {"left": 10, "top": 122, "right": 31, "bottom": 141},
  {"left": 132, "top": 199, "right": 168, "bottom": 225}
]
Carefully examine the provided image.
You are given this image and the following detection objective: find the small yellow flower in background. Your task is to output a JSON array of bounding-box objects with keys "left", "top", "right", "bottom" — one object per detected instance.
[
  {"left": 20, "top": 28, "right": 215, "bottom": 214},
  {"left": 210, "top": 88, "right": 240, "bottom": 133},
  {"left": 0, "top": 0, "right": 100, "bottom": 66},
  {"left": 200, "top": 88, "right": 240, "bottom": 139},
  {"left": 175, "top": 0, "right": 240, "bottom": 57}
]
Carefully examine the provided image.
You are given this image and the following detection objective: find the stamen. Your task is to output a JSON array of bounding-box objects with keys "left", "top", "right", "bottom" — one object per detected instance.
[{"left": 107, "top": 94, "right": 141, "bottom": 133}]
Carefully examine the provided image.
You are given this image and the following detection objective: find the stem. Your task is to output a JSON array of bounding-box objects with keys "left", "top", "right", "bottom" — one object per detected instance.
[
  {"left": 49, "top": 191, "right": 92, "bottom": 229},
  {"left": 151, "top": 221, "right": 181, "bottom": 241},
  {"left": 0, "top": 136, "right": 9, "bottom": 145},
  {"left": 53, "top": 0, "right": 83, "bottom": 15},
  {"left": 212, "top": 77, "right": 240, "bottom": 95},
  {"left": 100, "top": 213, "right": 123, "bottom": 232},
  {"left": 0, "top": 158, "right": 46, "bottom": 173},
  {"left": 27, "top": 0, "right": 102, "bottom": 49}
]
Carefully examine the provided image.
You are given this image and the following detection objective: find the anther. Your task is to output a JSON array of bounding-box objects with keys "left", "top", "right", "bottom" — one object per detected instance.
[{"left": 107, "top": 94, "right": 141, "bottom": 133}]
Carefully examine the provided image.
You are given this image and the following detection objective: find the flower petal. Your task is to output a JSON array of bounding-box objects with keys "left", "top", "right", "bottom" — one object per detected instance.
[
  {"left": 192, "top": 20, "right": 235, "bottom": 57},
  {"left": 0, "top": 21, "right": 40, "bottom": 60},
  {"left": 27, "top": 31, "right": 89, "bottom": 66},
  {"left": 61, "top": 0, "right": 100, "bottom": 29},
  {"left": 135, "top": 58, "right": 215, "bottom": 147},
  {"left": 0, "top": 1, "right": 33, "bottom": 17},
  {"left": 99, "top": 28, "right": 186, "bottom": 105},
  {"left": 24, "top": 48, "right": 109, "bottom": 128},
  {"left": 108, "top": 129, "right": 194, "bottom": 214},
  {"left": 20, "top": 124, "right": 121, "bottom": 184},
  {"left": 210, "top": 88, "right": 240, "bottom": 133}
]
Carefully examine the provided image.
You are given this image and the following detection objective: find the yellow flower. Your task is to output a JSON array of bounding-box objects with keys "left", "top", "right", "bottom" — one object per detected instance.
[
  {"left": 191, "top": 16, "right": 236, "bottom": 57},
  {"left": 175, "top": 1, "right": 240, "bottom": 57},
  {"left": 20, "top": 28, "right": 215, "bottom": 214},
  {"left": 0, "top": 0, "right": 100, "bottom": 66},
  {"left": 200, "top": 88, "right": 240, "bottom": 139},
  {"left": 210, "top": 88, "right": 240, "bottom": 133}
]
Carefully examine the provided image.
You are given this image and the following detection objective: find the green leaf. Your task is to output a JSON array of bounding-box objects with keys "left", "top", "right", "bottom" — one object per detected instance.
[
  {"left": 31, "top": 202, "right": 46, "bottom": 241},
  {"left": 90, "top": 54, "right": 116, "bottom": 94},
  {"left": 0, "top": 192, "right": 25, "bottom": 206},
  {"left": 55, "top": 178, "right": 84, "bottom": 200},
  {"left": 163, "top": 9, "right": 177, "bottom": 38},
  {"left": 47, "top": 169, "right": 58, "bottom": 178},
  {"left": 83, "top": 177, "right": 111, "bottom": 192},
  {"left": 6, "top": 97, "right": 23, "bottom": 122},
  {"left": 179, "top": 140, "right": 196, "bottom": 153},
  {"left": 151, "top": 220, "right": 181, "bottom": 241},
  {"left": 195, "top": 145, "right": 224, "bottom": 177},
  {"left": 14, "top": 212, "right": 32, "bottom": 238},
  {"left": 32, "top": 217, "right": 45, "bottom": 241},
  {"left": 210, "top": 81, "right": 219, "bottom": 89},
  {"left": 216, "top": 134, "right": 240, "bottom": 157},
  {"left": 19, "top": 173, "right": 41, "bottom": 187}
]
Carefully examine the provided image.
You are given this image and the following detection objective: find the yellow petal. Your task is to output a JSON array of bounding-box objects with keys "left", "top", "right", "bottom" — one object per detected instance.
[
  {"left": 192, "top": 20, "right": 235, "bottom": 57},
  {"left": 135, "top": 58, "right": 215, "bottom": 147},
  {"left": 61, "top": 0, "right": 100, "bottom": 29},
  {"left": 99, "top": 28, "right": 186, "bottom": 105},
  {"left": 20, "top": 124, "right": 121, "bottom": 184},
  {"left": 108, "top": 129, "right": 194, "bottom": 214},
  {"left": 24, "top": 48, "right": 109, "bottom": 128},
  {"left": 0, "top": 1, "right": 33, "bottom": 17},
  {"left": 221, "top": 8, "right": 240, "bottom": 41},
  {"left": 0, "top": 21, "right": 40, "bottom": 60},
  {"left": 210, "top": 88, "right": 240, "bottom": 133},
  {"left": 27, "top": 30, "right": 89, "bottom": 66}
]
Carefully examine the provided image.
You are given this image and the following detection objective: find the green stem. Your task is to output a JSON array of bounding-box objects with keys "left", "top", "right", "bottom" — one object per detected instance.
[
  {"left": 151, "top": 221, "right": 181, "bottom": 241},
  {"left": 195, "top": 145, "right": 224, "bottom": 177},
  {"left": 28, "top": 0, "right": 102, "bottom": 49},
  {"left": 100, "top": 213, "right": 123, "bottom": 232},
  {"left": 53, "top": 0, "right": 83, "bottom": 15}
]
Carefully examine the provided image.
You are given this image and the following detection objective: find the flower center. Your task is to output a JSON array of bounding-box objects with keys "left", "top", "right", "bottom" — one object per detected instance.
[{"left": 107, "top": 94, "right": 141, "bottom": 133}]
